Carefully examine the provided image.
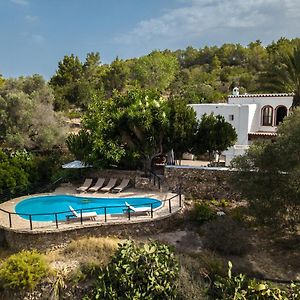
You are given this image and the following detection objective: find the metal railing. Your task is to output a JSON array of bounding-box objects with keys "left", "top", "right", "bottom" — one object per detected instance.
[
  {"left": 148, "top": 169, "right": 162, "bottom": 190},
  {"left": 0, "top": 185, "right": 182, "bottom": 231}
]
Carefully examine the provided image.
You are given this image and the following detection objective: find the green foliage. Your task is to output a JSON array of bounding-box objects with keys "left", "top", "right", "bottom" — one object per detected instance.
[
  {"left": 0, "top": 250, "right": 49, "bottom": 290},
  {"left": 0, "top": 75, "right": 67, "bottom": 150},
  {"left": 132, "top": 50, "right": 179, "bottom": 90},
  {"left": 262, "top": 40, "right": 300, "bottom": 107},
  {"left": 50, "top": 52, "right": 104, "bottom": 110},
  {"left": 166, "top": 95, "right": 198, "bottom": 159},
  {"left": 210, "top": 261, "right": 300, "bottom": 300},
  {"left": 203, "top": 217, "right": 250, "bottom": 255},
  {"left": 0, "top": 149, "right": 66, "bottom": 198},
  {"left": 192, "top": 202, "right": 216, "bottom": 225},
  {"left": 193, "top": 114, "right": 237, "bottom": 161},
  {"left": 69, "top": 89, "right": 171, "bottom": 169},
  {"left": 92, "top": 240, "right": 179, "bottom": 300},
  {"left": 230, "top": 108, "right": 300, "bottom": 230}
]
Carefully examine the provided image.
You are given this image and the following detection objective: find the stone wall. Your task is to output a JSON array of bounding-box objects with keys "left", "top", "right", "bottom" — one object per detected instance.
[
  {"left": 165, "top": 166, "right": 240, "bottom": 200},
  {"left": 2, "top": 212, "right": 182, "bottom": 251}
]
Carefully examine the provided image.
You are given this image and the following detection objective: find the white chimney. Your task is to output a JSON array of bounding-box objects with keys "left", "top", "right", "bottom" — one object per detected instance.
[{"left": 233, "top": 87, "right": 239, "bottom": 96}]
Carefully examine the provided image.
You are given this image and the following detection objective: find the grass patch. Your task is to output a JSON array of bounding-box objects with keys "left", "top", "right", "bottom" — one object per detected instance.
[{"left": 63, "top": 236, "right": 119, "bottom": 266}]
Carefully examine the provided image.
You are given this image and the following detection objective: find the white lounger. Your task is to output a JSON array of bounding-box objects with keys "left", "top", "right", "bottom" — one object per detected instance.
[
  {"left": 100, "top": 178, "right": 117, "bottom": 192},
  {"left": 125, "top": 201, "right": 151, "bottom": 215},
  {"left": 68, "top": 205, "right": 97, "bottom": 221},
  {"left": 112, "top": 179, "right": 130, "bottom": 193},
  {"left": 88, "top": 178, "right": 105, "bottom": 192},
  {"left": 76, "top": 178, "right": 93, "bottom": 192}
]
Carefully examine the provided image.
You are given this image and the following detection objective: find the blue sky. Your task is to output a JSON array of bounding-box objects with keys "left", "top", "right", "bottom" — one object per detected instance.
[{"left": 1, "top": 0, "right": 300, "bottom": 79}]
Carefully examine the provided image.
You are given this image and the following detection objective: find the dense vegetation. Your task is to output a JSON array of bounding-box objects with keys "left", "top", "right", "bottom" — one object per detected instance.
[
  {"left": 231, "top": 108, "right": 300, "bottom": 231},
  {"left": 48, "top": 38, "right": 300, "bottom": 110}
]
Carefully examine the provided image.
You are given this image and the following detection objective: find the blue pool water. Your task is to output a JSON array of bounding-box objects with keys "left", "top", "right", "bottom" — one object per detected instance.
[{"left": 15, "top": 195, "right": 162, "bottom": 222}]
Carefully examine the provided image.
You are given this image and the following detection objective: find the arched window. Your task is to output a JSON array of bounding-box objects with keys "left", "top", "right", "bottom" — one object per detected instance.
[
  {"left": 261, "top": 106, "right": 273, "bottom": 126},
  {"left": 275, "top": 106, "right": 287, "bottom": 125}
]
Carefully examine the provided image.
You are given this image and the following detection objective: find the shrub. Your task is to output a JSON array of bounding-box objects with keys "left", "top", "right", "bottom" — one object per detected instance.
[
  {"left": 192, "top": 202, "right": 216, "bottom": 225},
  {"left": 92, "top": 240, "right": 179, "bottom": 300},
  {"left": 210, "top": 261, "right": 300, "bottom": 300},
  {"left": 0, "top": 250, "right": 49, "bottom": 290},
  {"left": 203, "top": 217, "right": 250, "bottom": 255}
]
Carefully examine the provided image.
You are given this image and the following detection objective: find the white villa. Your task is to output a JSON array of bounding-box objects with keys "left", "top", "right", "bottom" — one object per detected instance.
[{"left": 190, "top": 88, "right": 293, "bottom": 166}]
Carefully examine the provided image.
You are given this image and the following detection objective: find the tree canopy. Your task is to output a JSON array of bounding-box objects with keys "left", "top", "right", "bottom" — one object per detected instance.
[
  {"left": 230, "top": 108, "right": 300, "bottom": 230},
  {"left": 193, "top": 114, "right": 237, "bottom": 162},
  {"left": 0, "top": 75, "right": 67, "bottom": 151},
  {"left": 48, "top": 38, "right": 300, "bottom": 111}
]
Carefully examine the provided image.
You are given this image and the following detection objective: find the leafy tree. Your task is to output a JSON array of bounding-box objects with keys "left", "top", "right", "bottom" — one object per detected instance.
[
  {"left": 69, "top": 89, "right": 170, "bottom": 171},
  {"left": 193, "top": 114, "right": 237, "bottom": 162},
  {"left": 50, "top": 54, "right": 83, "bottom": 110},
  {"left": 0, "top": 76, "right": 67, "bottom": 150},
  {"left": 93, "top": 241, "right": 179, "bottom": 300},
  {"left": 132, "top": 50, "right": 179, "bottom": 90},
  {"left": 166, "top": 95, "right": 198, "bottom": 161},
  {"left": 230, "top": 108, "right": 300, "bottom": 230},
  {"left": 103, "top": 57, "right": 130, "bottom": 96}
]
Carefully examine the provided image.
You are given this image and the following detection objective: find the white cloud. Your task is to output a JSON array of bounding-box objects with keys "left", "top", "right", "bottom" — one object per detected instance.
[
  {"left": 116, "top": 0, "right": 300, "bottom": 47},
  {"left": 25, "top": 15, "right": 38, "bottom": 23},
  {"left": 10, "top": 0, "right": 29, "bottom": 5},
  {"left": 31, "top": 34, "right": 45, "bottom": 45}
]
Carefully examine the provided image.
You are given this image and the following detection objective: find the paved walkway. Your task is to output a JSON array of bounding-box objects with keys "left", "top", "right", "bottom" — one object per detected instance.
[{"left": 0, "top": 184, "right": 182, "bottom": 232}]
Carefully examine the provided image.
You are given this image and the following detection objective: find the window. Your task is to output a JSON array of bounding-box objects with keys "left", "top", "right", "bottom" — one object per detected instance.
[
  {"left": 229, "top": 114, "right": 234, "bottom": 121},
  {"left": 275, "top": 106, "right": 287, "bottom": 125},
  {"left": 261, "top": 106, "right": 273, "bottom": 126}
]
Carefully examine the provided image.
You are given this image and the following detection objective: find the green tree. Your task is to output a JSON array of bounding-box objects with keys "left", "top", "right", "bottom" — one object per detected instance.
[
  {"left": 50, "top": 54, "right": 83, "bottom": 110},
  {"left": 0, "top": 76, "right": 67, "bottom": 150},
  {"left": 166, "top": 96, "right": 198, "bottom": 162},
  {"left": 193, "top": 114, "right": 237, "bottom": 162},
  {"left": 230, "top": 108, "right": 300, "bottom": 230},
  {"left": 69, "top": 89, "right": 170, "bottom": 171},
  {"left": 103, "top": 57, "right": 130, "bottom": 96},
  {"left": 132, "top": 50, "right": 179, "bottom": 90}
]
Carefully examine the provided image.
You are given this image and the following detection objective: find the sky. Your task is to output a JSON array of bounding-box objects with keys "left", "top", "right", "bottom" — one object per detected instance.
[{"left": 1, "top": 0, "right": 300, "bottom": 79}]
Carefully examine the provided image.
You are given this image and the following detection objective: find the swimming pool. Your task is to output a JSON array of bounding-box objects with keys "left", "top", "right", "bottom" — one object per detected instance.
[{"left": 15, "top": 194, "right": 162, "bottom": 222}]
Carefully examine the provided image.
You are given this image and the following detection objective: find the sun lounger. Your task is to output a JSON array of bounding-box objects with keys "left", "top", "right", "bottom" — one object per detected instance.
[
  {"left": 76, "top": 178, "right": 93, "bottom": 192},
  {"left": 112, "top": 179, "right": 130, "bottom": 193},
  {"left": 100, "top": 178, "right": 117, "bottom": 192},
  {"left": 124, "top": 201, "right": 151, "bottom": 215},
  {"left": 67, "top": 205, "right": 97, "bottom": 221},
  {"left": 88, "top": 178, "right": 105, "bottom": 192}
]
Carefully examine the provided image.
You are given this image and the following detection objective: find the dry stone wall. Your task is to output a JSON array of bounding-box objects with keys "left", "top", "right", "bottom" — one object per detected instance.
[
  {"left": 165, "top": 166, "right": 240, "bottom": 200},
  {"left": 1, "top": 212, "right": 182, "bottom": 251}
]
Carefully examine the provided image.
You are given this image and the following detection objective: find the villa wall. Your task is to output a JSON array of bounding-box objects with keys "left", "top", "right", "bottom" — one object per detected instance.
[{"left": 165, "top": 166, "right": 240, "bottom": 200}]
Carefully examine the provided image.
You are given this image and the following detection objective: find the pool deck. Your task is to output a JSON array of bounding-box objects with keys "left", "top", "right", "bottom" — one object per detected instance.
[{"left": 0, "top": 184, "right": 182, "bottom": 233}]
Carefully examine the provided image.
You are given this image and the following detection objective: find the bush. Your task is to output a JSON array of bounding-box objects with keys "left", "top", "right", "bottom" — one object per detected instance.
[
  {"left": 192, "top": 202, "right": 216, "bottom": 225},
  {"left": 203, "top": 217, "right": 250, "bottom": 255},
  {"left": 210, "top": 261, "right": 300, "bottom": 300},
  {"left": 0, "top": 250, "right": 49, "bottom": 290},
  {"left": 92, "top": 240, "right": 179, "bottom": 300}
]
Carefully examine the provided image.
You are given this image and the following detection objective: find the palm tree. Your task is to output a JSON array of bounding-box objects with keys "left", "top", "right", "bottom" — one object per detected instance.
[
  {"left": 281, "top": 43, "right": 300, "bottom": 107},
  {"left": 261, "top": 42, "right": 300, "bottom": 108}
]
